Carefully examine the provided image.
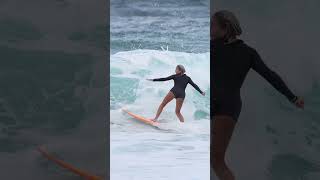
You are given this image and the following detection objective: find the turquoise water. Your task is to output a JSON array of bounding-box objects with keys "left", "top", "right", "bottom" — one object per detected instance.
[
  {"left": 110, "top": 1, "right": 210, "bottom": 179},
  {"left": 110, "top": 50, "right": 210, "bottom": 180}
]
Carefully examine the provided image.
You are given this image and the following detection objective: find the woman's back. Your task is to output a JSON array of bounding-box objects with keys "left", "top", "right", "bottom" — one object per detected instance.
[
  {"left": 152, "top": 73, "right": 203, "bottom": 97},
  {"left": 211, "top": 39, "right": 295, "bottom": 101},
  {"left": 212, "top": 39, "right": 253, "bottom": 95},
  {"left": 172, "top": 74, "right": 190, "bottom": 90}
]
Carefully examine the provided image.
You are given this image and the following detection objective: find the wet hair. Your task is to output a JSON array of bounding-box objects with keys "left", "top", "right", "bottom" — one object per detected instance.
[
  {"left": 213, "top": 10, "right": 242, "bottom": 39},
  {"left": 176, "top": 65, "right": 186, "bottom": 74}
]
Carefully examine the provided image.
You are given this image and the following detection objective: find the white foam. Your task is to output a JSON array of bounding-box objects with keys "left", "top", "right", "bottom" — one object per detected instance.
[{"left": 111, "top": 49, "right": 210, "bottom": 180}]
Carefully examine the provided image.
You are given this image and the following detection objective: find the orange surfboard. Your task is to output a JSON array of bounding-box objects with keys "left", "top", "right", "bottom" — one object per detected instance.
[
  {"left": 122, "top": 109, "right": 160, "bottom": 126},
  {"left": 37, "top": 146, "right": 103, "bottom": 180}
]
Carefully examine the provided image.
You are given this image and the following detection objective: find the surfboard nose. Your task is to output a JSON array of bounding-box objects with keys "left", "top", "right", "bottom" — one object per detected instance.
[
  {"left": 123, "top": 109, "right": 160, "bottom": 126},
  {"left": 37, "top": 146, "right": 104, "bottom": 180}
]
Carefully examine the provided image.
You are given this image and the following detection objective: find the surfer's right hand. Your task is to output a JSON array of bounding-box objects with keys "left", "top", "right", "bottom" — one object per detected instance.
[
  {"left": 146, "top": 78, "right": 154, "bottom": 81},
  {"left": 294, "top": 96, "right": 304, "bottom": 109},
  {"left": 201, "top": 92, "right": 206, "bottom": 96}
]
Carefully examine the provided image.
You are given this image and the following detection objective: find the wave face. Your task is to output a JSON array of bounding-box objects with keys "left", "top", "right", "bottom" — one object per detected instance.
[
  {"left": 110, "top": 0, "right": 211, "bottom": 179},
  {"left": 110, "top": 50, "right": 210, "bottom": 180}
]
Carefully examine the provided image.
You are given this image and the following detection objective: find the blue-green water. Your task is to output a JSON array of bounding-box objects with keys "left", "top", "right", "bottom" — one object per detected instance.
[
  {"left": 110, "top": 50, "right": 210, "bottom": 180},
  {"left": 110, "top": 0, "right": 211, "bottom": 179},
  {"left": 0, "top": 1, "right": 106, "bottom": 179}
]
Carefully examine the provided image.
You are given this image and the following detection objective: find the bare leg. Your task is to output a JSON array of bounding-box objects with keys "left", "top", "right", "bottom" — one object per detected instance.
[
  {"left": 211, "top": 115, "right": 236, "bottom": 180},
  {"left": 153, "top": 91, "right": 175, "bottom": 121},
  {"left": 175, "top": 98, "right": 185, "bottom": 122}
]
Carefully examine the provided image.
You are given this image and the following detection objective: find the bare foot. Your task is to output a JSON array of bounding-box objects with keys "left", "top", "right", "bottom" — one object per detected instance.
[{"left": 150, "top": 118, "right": 157, "bottom": 122}]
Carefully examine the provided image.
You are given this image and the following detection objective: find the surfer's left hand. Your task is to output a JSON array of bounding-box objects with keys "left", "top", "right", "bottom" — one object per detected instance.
[
  {"left": 201, "top": 92, "right": 206, "bottom": 96},
  {"left": 146, "top": 78, "right": 153, "bottom": 81}
]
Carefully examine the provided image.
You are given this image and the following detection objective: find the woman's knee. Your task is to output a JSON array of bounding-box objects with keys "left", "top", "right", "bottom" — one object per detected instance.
[{"left": 175, "top": 110, "right": 181, "bottom": 115}]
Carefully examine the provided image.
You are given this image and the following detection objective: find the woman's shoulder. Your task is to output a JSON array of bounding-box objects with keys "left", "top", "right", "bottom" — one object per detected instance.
[
  {"left": 169, "top": 74, "right": 177, "bottom": 78},
  {"left": 233, "top": 40, "right": 259, "bottom": 58},
  {"left": 176, "top": 73, "right": 188, "bottom": 79},
  {"left": 238, "top": 40, "right": 258, "bottom": 52},
  {"left": 184, "top": 74, "right": 191, "bottom": 79}
]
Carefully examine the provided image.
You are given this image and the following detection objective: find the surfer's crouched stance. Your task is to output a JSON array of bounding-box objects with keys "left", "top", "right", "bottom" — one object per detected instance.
[
  {"left": 211, "top": 11, "right": 305, "bottom": 180},
  {"left": 147, "top": 65, "right": 205, "bottom": 122}
]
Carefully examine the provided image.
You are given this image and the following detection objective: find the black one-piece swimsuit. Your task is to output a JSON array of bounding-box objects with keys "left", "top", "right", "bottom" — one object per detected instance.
[{"left": 153, "top": 74, "right": 203, "bottom": 99}]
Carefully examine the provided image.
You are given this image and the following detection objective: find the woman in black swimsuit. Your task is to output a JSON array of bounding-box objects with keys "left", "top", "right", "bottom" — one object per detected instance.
[
  {"left": 147, "top": 65, "right": 205, "bottom": 122},
  {"left": 211, "top": 11, "right": 305, "bottom": 180}
]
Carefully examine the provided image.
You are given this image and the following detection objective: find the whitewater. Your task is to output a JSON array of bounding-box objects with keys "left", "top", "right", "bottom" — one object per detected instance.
[{"left": 110, "top": 50, "right": 210, "bottom": 180}]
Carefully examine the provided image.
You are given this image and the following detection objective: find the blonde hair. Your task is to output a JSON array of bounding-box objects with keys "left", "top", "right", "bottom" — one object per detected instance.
[
  {"left": 177, "top": 65, "right": 186, "bottom": 74},
  {"left": 213, "top": 10, "right": 242, "bottom": 38}
]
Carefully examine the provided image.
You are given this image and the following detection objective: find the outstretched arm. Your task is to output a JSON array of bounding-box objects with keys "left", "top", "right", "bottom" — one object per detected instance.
[
  {"left": 189, "top": 77, "right": 204, "bottom": 95},
  {"left": 150, "top": 75, "right": 175, "bottom": 81},
  {"left": 251, "top": 49, "right": 297, "bottom": 102}
]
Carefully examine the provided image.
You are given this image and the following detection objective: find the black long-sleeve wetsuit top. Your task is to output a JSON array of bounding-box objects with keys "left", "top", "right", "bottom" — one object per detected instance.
[
  {"left": 211, "top": 39, "right": 296, "bottom": 120},
  {"left": 153, "top": 74, "right": 203, "bottom": 99},
  {"left": 211, "top": 39, "right": 296, "bottom": 102}
]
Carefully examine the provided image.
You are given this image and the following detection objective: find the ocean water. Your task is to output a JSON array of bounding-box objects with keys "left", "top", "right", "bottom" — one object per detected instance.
[
  {"left": 110, "top": 0, "right": 210, "bottom": 180},
  {"left": 111, "top": 0, "right": 210, "bottom": 54},
  {"left": 110, "top": 50, "right": 210, "bottom": 180},
  {"left": 0, "top": 1, "right": 107, "bottom": 179}
]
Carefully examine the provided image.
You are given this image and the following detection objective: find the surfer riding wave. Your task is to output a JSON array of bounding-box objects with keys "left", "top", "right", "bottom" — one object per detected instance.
[
  {"left": 147, "top": 65, "right": 206, "bottom": 122},
  {"left": 211, "top": 10, "right": 305, "bottom": 180}
]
